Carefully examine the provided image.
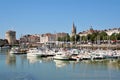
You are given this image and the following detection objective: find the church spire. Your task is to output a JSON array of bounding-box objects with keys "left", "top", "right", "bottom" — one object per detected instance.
[{"left": 71, "top": 22, "right": 76, "bottom": 37}]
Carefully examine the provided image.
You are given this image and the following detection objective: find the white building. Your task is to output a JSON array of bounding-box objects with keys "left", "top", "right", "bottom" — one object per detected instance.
[
  {"left": 78, "top": 27, "right": 95, "bottom": 37},
  {"left": 106, "top": 28, "right": 120, "bottom": 36},
  {"left": 40, "top": 33, "right": 56, "bottom": 44}
]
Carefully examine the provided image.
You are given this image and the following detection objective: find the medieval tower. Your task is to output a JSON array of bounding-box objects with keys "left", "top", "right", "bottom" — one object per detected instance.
[{"left": 5, "top": 30, "right": 16, "bottom": 45}]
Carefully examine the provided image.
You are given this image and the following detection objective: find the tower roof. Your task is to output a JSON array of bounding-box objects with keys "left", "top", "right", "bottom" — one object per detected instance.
[
  {"left": 72, "top": 22, "right": 76, "bottom": 33},
  {"left": 71, "top": 22, "right": 77, "bottom": 37}
]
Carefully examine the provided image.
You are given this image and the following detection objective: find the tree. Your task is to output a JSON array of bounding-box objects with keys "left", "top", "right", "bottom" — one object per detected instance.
[
  {"left": 76, "top": 34, "right": 80, "bottom": 41},
  {"left": 87, "top": 34, "right": 92, "bottom": 41},
  {"left": 90, "top": 32, "right": 98, "bottom": 42},
  {"left": 117, "top": 33, "right": 120, "bottom": 40},
  {"left": 110, "top": 33, "right": 117, "bottom": 40},
  {"left": 57, "top": 37, "right": 62, "bottom": 41},
  {"left": 65, "top": 34, "right": 70, "bottom": 42},
  {"left": 70, "top": 36, "right": 75, "bottom": 42},
  {"left": 81, "top": 36, "right": 87, "bottom": 42},
  {"left": 99, "top": 31, "right": 108, "bottom": 40},
  {"left": 57, "top": 34, "right": 70, "bottom": 42}
]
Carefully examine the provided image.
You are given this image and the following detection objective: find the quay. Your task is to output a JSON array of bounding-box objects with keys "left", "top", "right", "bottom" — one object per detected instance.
[{"left": 77, "top": 44, "right": 120, "bottom": 50}]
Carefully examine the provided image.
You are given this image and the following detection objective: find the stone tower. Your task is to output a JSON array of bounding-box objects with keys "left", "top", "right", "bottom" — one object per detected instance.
[
  {"left": 5, "top": 30, "right": 16, "bottom": 45},
  {"left": 71, "top": 22, "right": 76, "bottom": 37}
]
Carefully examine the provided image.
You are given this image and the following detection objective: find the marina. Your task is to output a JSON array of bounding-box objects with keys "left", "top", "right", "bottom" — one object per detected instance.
[
  {"left": 0, "top": 0, "right": 120, "bottom": 80},
  {"left": 0, "top": 48, "right": 120, "bottom": 80},
  {"left": 8, "top": 45, "right": 120, "bottom": 61}
]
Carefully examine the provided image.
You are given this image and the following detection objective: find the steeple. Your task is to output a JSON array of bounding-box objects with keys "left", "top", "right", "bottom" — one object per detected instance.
[{"left": 71, "top": 22, "right": 76, "bottom": 37}]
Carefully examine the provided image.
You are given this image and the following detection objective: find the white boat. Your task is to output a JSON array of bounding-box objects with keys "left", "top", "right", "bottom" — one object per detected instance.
[
  {"left": 79, "top": 53, "right": 91, "bottom": 60},
  {"left": 45, "top": 49, "right": 55, "bottom": 56},
  {"left": 27, "top": 48, "right": 45, "bottom": 57},
  {"left": 106, "top": 50, "right": 120, "bottom": 59},
  {"left": 113, "top": 50, "right": 120, "bottom": 58},
  {"left": 91, "top": 53, "right": 105, "bottom": 60},
  {"left": 9, "top": 47, "right": 26, "bottom": 54},
  {"left": 70, "top": 49, "right": 80, "bottom": 55},
  {"left": 9, "top": 49, "right": 18, "bottom": 54},
  {"left": 53, "top": 51, "right": 70, "bottom": 60}
]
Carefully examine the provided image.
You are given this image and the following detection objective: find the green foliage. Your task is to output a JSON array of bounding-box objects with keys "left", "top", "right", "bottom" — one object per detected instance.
[
  {"left": 57, "top": 31, "right": 120, "bottom": 43},
  {"left": 57, "top": 33, "right": 70, "bottom": 42},
  {"left": 81, "top": 36, "right": 87, "bottom": 41},
  {"left": 110, "top": 33, "right": 117, "bottom": 40},
  {"left": 70, "top": 34, "right": 80, "bottom": 42},
  {"left": 99, "top": 31, "right": 108, "bottom": 40},
  {"left": 109, "top": 33, "right": 120, "bottom": 40},
  {"left": 87, "top": 32, "right": 99, "bottom": 42},
  {"left": 116, "top": 33, "right": 120, "bottom": 40},
  {"left": 57, "top": 37, "right": 62, "bottom": 41},
  {"left": 70, "top": 36, "right": 75, "bottom": 42},
  {"left": 80, "top": 31, "right": 109, "bottom": 43}
]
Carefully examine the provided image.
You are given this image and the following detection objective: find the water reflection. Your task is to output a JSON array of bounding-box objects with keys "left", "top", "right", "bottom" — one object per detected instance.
[
  {"left": 54, "top": 60, "right": 70, "bottom": 68},
  {"left": 81, "top": 59, "right": 120, "bottom": 70},
  {"left": 5, "top": 52, "right": 120, "bottom": 70},
  {"left": 27, "top": 56, "right": 40, "bottom": 64},
  {"left": 27, "top": 56, "right": 53, "bottom": 64},
  {"left": 0, "top": 48, "right": 16, "bottom": 67},
  {"left": 0, "top": 48, "right": 9, "bottom": 54},
  {"left": 1, "top": 49, "right": 120, "bottom": 70},
  {"left": 6, "top": 53, "right": 16, "bottom": 67},
  {"left": 1, "top": 49, "right": 120, "bottom": 80},
  {"left": 107, "top": 59, "right": 120, "bottom": 70},
  {"left": 6, "top": 72, "right": 36, "bottom": 80}
]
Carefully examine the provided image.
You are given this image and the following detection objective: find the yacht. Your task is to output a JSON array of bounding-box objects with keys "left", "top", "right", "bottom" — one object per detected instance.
[
  {"left": 27, "top": 48, "right": 45, "bottom": 57},
  {"left": 53, "top": 51, "right": 70, "bottom": 60},
  {"left": 9, "top": 47, "right": 26, "bottom": 54}
]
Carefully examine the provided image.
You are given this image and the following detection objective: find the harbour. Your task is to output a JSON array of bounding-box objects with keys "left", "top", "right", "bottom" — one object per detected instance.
[
  {"left": 0, "top": 0, "right": 120, "bottom": 80},
  {"left": 0, "top": 48, "right": 120, "bottom": 80}
]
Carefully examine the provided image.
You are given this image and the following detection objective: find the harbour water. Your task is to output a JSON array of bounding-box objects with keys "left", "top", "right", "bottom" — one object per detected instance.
[{"left": 0, "top": 49, "right": 120, "bottom": 80}]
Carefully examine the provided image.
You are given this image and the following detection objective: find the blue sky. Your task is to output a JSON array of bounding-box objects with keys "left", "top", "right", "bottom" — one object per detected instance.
[{"left": 0, "top": 0, "right": 120, "bottom": 39}]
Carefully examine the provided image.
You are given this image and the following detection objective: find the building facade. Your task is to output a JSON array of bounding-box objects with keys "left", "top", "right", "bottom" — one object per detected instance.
[
  {"left": 105, "top": 28, "right": 120, "bottom": 36},
  {"left": 79, "top": 26, "right": 96, "bottom": 36},
  {"left": 56, "top": 32, "right": 68, "bottom": 39},
  {"left": 40, "top": 33, "right": 56, "bottom": 44},
  {"left": 20, "top": 34, "right": 40, "bottom": 43}
]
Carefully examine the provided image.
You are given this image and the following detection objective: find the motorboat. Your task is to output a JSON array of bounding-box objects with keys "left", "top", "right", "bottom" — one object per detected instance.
[
  {"left": 53, "top": 51, "right": 70, "bottom": 60},
  {"left": 27, "top": 48, "right": 45, "bottom": 57},
  {"left": 9, "top": 47, "right": 26, "bottom": 54}
]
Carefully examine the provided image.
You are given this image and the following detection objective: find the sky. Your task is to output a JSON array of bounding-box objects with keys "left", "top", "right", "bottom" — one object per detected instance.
[{"left": 0, "top": 0, "right": 120, "bottom": 39}]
